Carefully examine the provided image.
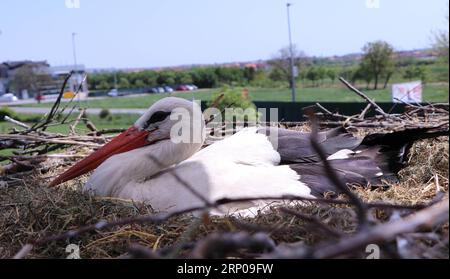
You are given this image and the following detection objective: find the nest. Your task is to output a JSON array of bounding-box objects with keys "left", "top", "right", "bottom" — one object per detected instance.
[{"left": 0, "top": 136, "right": 447, "bottom": 259}]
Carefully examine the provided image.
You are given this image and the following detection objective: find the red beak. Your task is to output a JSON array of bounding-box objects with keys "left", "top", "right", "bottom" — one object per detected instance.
[{"left": 49, "top": 126, "right": 153, "bottom": 187}]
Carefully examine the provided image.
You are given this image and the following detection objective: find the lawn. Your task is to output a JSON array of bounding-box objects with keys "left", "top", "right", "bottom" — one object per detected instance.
[{"left": 14, "top": 83, "right": 449, "bottom": 109}]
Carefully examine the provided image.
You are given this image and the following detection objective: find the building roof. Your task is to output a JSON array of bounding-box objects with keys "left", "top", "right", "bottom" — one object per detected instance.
[{"left": 1, "top": 60, "right": 49, "bottom": 70}]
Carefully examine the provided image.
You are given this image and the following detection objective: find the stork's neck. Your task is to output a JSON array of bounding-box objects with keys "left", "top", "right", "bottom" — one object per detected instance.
[{"left": 84, "top": 140, "right": 203, "bottom": 196}]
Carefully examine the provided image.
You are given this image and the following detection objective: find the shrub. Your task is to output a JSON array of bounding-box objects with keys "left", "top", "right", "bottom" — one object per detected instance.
[
  {"left": 206, "top": 87, "right": 260, "bottom": 124},
  {"left": 0, "top": 107, "right": 18, "bottom": 121},
  {"left": 99, "top": 109, "right": 110, "bottom": 119}
]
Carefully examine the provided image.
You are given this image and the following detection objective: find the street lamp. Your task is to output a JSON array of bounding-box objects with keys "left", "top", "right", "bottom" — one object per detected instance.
[
  {"left": 72, "top": 32, "right": 78, "bottom": 71},
  {"left": 71, "top": 32, "right": 80, "bottom": 102},
  {"left": 286, "top": 3, "right": 296, "bottom": 102}
]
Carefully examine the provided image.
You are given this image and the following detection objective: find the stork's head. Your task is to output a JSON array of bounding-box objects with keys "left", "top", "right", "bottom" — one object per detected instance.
[{"left": 49, "top": 97, "right": 205, "bottom": 187}]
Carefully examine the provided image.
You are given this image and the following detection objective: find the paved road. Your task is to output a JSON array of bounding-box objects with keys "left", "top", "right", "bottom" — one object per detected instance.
[
  {"left": 2, "top": 92, "right": 149, "bottom": 106},
  {"left": 10, "top": 107, "right": 146, "bottom": 115}
]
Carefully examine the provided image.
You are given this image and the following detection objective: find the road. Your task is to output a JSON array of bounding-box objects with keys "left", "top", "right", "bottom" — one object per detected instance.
[
  {"left": 2, "top": 92, "right": 149, "bottom": 106},
  {"left": 10, "top": 107, "right": 146, "bottom": 115}
]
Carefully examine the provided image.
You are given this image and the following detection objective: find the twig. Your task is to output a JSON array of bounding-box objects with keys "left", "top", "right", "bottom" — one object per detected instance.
[
  {"left": 26, "top": 72, "right": 74, "bottom": 133},
  {"left": 358, "top": 103, "right": 372, "bottom": 120},
  {"left": 69, "top": 108, "right": 86, "bottom": 135},
  {"left": 279, "top": 208, "right": 343, "bottom": 238},
  {"left": 307, "top": 111, "right": 368, "bottom": 230},
  {"left": 339, "top": 77, "right": 388, "bottom": 117},
  {"left": 0, "top": 134, "right": 102, "bottom": 148},
  {"left": 12, "top": 192, "right": 431, "bottom": 259},
  {"left": 147, "top": 154, "right": 213, "bottom": 208},
  {"left": 4, "top": 116, "right": 30, "bottom": 129},
  {"left": 315, "top": 103, "right": 358, "bottom": 121},
  {"left": 311, "top": 199, "right": 449, "bottom": 259}
]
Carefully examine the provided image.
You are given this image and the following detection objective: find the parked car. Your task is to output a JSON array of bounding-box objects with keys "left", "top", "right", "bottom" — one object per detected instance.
[
  {"left": 190, "top": 84, "right": 198, "bottom": 90},
  {"left": 149, "top": 87, "right": 159, "bottom": 94},
  {"left": 35, "top": 94, "right": 45, "bottom": 102},
  {"left": 156, "top": 87, "right": 165, "bottom": 93},
  {"left": 107, "top": 89, "right": 119, "bottom": 97},
  {"left": 163, "top": 86, "right": 174, "bottom": 93},
  {"left": 0, "top": 93, "right": 18, "bottom": 103},
  {"left": 176, "top": 85, "right": 189, "bottom": 91},
  {"left": 185, "top": 85, "right": 195, "bottom": 91}
]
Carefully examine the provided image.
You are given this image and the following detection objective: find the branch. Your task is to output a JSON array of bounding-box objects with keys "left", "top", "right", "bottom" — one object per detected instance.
[
  {"left": 0, "top": 134, "right": 102, "bottom": 148},
  {"left": 4, "top": 116, "right": 30, "bottom": 129},
  {"left": 339, "top": 77, "right": 388, "bottom": 117},
  {"left": 279, "top": 208, "right": 344, "bottom": 238},
  {"left": 69, "top": 108, "right": 86, "bottom": 135},
  {"left": 358, "top": 103, "right": 372, "bottom": 120},
  {"left": 307, "top": 110, "right": 369, "bottom": 229},
  {"left": 312, "top": 199, "right": 449, "bottom": 259}
]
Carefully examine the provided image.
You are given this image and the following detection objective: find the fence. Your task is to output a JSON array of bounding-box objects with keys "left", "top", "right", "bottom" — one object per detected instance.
[{"left": 201, "top": 101, "right": 418, "bottom": 122}]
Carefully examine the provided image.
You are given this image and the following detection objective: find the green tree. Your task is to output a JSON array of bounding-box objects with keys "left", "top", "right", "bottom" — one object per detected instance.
[
  {"left": 174, "top": 71, "right": 193, "bottom": 85},
  {"left": 157, "top": 71, "right": 175, "bottom": 85},
  {"left": 339, "top": 67, "right": 357, "bottom": 83},
  {"left": 326, "top": 69, "right": 336, "bottom": 84},
  {"left": 134, "top": 79, "right": 146, "bottom": 88},
  {"left": 352, "top": 65, "right": 373, "bottom": 89},
  {"left": 142, "top": 71, "right": 158, "bottom": 87},
  {"left": 360, "top": 41, "right": 395, "bottom": 90},
  {"left": 243, "top": 66, "right": 256, "bottom": 83},
  {"left": 316, "top": 67, "right": 326, "bottom": 86},
  {"left": 98, "top": 80, "right": 110, "bottom": 90},
  {"left": 403, "top": 65, "right": 428, "bottom": 83},
  {"left": 268, "top": 45, "right": 307, "bottom": 88},
  {"left": 118, "top": 77, "right": 130, "bottom": 89},
  {"left": 10, "top": 65, "right": 52, "bottom": 98},
  {"left": 433, "top": 13, "right": 449, "bottom": 62},
  {"left": 190, "top": 68, "right": 218, "bottom": 88},
  {"left": 306, "top": 67, "right": 319, "bottom": 87}
]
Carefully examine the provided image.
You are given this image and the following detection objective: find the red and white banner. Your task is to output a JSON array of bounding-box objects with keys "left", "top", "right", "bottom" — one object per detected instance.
[{"left": 392, "top": 81, "right": 422, "bottom": 103}]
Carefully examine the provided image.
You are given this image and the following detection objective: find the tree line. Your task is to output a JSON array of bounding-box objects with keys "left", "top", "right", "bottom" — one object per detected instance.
[
  {"left": 268, "top": 40, "right": 447, "bottom": 91},
  {"left": 88, "top": 66, "right": 257, "bottom": 91},
  {"left": 88, "top": 39, "right": 447, "bottom": 92}
]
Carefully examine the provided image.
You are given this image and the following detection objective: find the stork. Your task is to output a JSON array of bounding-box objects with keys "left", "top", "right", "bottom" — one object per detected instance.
[{"left": 49, "top": 97, "right": 426, "bottom": 216}]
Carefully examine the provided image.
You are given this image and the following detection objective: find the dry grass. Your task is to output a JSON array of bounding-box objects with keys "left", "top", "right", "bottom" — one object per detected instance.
[{"left": 0, "top": 135, "right": 448, "bottom": 259}]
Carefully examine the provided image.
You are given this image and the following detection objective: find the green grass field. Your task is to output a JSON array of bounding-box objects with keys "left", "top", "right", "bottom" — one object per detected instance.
[{"left": 17, "top": 84, "right": 448, "bottom": 110}]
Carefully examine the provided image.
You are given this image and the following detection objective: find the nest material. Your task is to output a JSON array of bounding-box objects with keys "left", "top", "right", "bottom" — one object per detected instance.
[{"left": 0, "top": 136, "right": 447, "bottom": 259}]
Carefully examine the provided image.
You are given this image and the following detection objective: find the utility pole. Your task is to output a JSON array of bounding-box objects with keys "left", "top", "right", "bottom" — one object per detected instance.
[
  {"left": 286, "top": 3, "right": 296, "bottom": 102},
  {"left": 71, "top": 32, "right": 80, "bottom": 102},
  {"left": 72, "top": 32, "right": 78, "bottom": 70}
]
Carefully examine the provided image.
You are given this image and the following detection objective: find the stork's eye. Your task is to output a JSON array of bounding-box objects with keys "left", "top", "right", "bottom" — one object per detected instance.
[{"left": 145, "top": 111, "right": 171, "bottom": 128}]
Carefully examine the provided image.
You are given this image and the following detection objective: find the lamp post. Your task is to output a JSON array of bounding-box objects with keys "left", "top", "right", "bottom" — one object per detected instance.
[
  {"left": 72, "top": 32, "right": 78, "bottom": 71},
  {"left": 286, "top": 3, "right": 296, "bottom": 102},
  {"left": 71, "top": 32, "right": 80, "bottom": 102}
]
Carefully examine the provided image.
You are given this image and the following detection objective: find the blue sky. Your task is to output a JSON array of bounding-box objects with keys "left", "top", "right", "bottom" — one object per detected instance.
[{"left": 0, "top": 0, "right": 448, "bottom": 68}]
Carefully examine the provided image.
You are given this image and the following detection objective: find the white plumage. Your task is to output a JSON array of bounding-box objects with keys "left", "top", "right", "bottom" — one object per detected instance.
[{"left": 84, "top": 126, "right": 312, "bottom": 216}]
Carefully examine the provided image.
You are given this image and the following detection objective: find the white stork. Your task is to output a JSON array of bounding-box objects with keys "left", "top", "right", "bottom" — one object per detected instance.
[{"left": 50, "top": 97, "right": 425, "bottom": 216}]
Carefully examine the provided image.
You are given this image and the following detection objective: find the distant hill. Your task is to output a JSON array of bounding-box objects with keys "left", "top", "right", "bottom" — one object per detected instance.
[{"left": 86, "top": 48, "right": 437, "bottom": 73}]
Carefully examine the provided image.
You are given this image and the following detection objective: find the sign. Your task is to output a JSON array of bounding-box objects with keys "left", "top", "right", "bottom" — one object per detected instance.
[
  {"left": 63, "top": 91, "right": 75, "bottom": 99},
  {"left": 293, "top": 66, "right": 299, "bottom": 77},
  {"left": 392, "top": 81, "right": 422, "bottom": 103}
]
